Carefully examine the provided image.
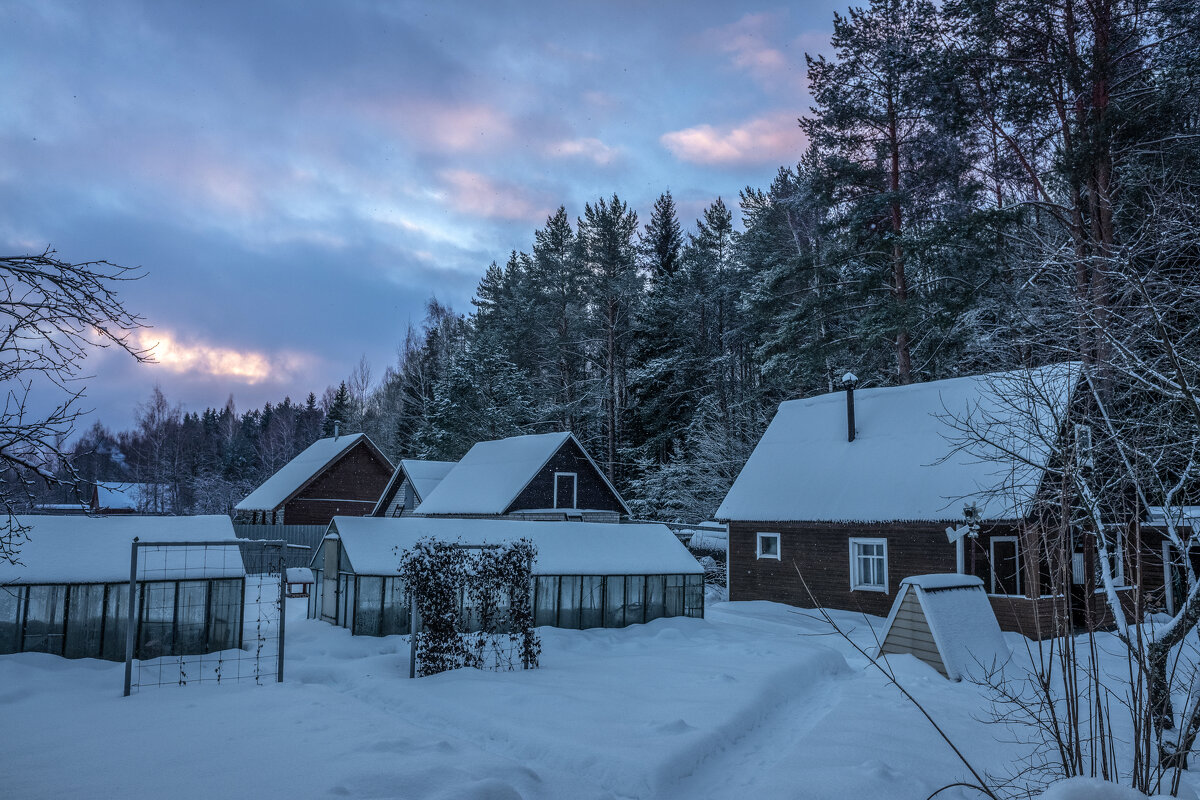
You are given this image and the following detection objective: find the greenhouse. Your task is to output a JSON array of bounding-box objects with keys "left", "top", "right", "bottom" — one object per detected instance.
[
  {"left": 308, "top": 517, "right": 705, "bottom": 636},
  {"left": 0, "top": 515, "right": 246, "bottom": 660}
]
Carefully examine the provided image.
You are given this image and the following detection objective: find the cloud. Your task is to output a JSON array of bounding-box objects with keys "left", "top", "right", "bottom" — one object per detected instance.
[
  {"left": 437, "top": 169, "right": 550, "bottom": 222},
  {"left": 137, "top": 330, "right": 309, "bottom": 385},
  {"left": 547, "top": 137, "right": 618, "bottom": 165},
  {"left": 660, "top": 112, "right": 805, "bottom": 167},
  {"left": 705, "top": 12, "right": 800, "bottom": 88}
]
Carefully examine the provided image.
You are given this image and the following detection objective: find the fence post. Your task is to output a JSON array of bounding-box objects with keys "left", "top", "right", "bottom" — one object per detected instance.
[
  {"left": 277, "top": 545, "right": 286, "bottom": 683},
  {"left": 409, "top": 594, "right": 418, "bottom": 679},
  {"left": 123, "top": 537, "right": 139, "bottom": 697}
]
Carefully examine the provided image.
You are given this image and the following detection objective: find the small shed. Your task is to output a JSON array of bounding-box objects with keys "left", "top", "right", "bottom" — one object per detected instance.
[
  {"left": 875, "top": 574, "right": 1010, "bottom": 681},
  {"left": 0, "top": 515, "right": 246, "bottom": 661},
  {"left": 307, "top": 516, "right": 704, "bottom": 636},
  {"left": 371, "top": 459, "right": 456, "bottom": 517}
]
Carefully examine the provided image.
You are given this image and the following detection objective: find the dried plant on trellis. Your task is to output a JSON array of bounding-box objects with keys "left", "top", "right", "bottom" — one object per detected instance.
[
  {"left": 400, "top": 538, "right": 540, "bottom": 677},
  {"left": 0, "top": 248, "right": 150, "bottom": 563}
]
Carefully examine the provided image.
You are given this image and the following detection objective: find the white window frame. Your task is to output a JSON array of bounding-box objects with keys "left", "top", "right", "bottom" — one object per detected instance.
[
  {"left": 756, "top": 532, "right": 781, "bottom": 560},
  {"left": 553, "top": 471, "right": 578, "bottom": 509},
  {"left": 849, "top": 538, "right": 888, "bottom": 593},
  {"left": 989, "top": 536, "right": 1021, "bottom": 596}
]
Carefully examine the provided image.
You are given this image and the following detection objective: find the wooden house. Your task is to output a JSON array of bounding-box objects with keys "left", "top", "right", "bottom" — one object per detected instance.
[
  {"left": 714, "top": 363, "right": 1130, "bottom": 640},
  {"left": 371, "top": 459, "right": 456, "bottom": 517},
  {"left": 413, "top": 432, "right": 630, "bottom": 521},
  {"left": 234, "top": 433, "right": 394, "bottom": 526}
]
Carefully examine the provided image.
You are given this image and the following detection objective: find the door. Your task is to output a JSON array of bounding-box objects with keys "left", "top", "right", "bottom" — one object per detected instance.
[
  {"left": 322, "top": 540, "right": 338, "bottom": 621},
  {"left": 990, "top": 537, "right": 1021, "bottom": 595}
]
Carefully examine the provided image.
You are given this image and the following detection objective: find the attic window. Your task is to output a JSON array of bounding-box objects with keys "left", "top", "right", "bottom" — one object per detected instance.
[
  {"left": 757, "top": 532, "right": 781, "bottom": 560},
  {"left": 554, "top": 472, "right": 578, "bottom": 509}
]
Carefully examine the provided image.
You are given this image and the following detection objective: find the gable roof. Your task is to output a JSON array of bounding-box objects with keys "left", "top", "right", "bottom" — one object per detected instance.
[
  {"left": 322, "top": 516, "right": 702, "bottom": 576},
  {"left": 2, "top": 515, "right": 244, "bottom": 584},
  {"left": 235, "top": 433, "right": 393, "bottom": 512},
  {"left": 370, "top": 459, "right": 457, "bottom": 516},
  {"left": 716, "top": 363, "right": 1081, "bottom": 524},
  {"left": 414, "top": 431, "right": 630, "bottom": 516}
]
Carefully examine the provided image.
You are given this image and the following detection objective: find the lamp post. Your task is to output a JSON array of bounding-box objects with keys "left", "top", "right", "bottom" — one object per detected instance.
[{"left": 964, "top": 503, "right": 981, "bottom": 577}]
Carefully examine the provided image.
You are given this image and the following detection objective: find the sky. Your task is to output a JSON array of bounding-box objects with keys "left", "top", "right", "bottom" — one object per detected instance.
[{"left": 1, "top": 0, "right": 842, "bottom": 434}]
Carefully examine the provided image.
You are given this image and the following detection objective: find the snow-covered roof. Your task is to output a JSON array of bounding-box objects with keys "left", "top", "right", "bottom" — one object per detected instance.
[
  {"left": 415, "top": 431, "right": 629, "bottom": 516},
  {"left": 716, "top": 364, "right": 1081, "bottom": 523},
  {"left": 236, "top": 434, "right": 391, "bottom": 511},
  {"left": 322, "top": 517, "right": 703, "bottom": 576},
  {"left": 1146, "top": 507, "right": 1200, "bottom": 527},
  {"left": 372, "top": 459, "right": 457, "bottom": 515},
  {"left": 94, "top": 482, "right": 166, "bottom": 511},
  {"left": 1, "top": 515, "right": 244, "bottom": 584},
  {"left": 902, "top": 574, "right": 984, "bottom": 591}
]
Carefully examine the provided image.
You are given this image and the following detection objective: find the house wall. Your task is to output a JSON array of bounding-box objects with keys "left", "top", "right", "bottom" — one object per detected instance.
[
  {"left": 728, "top": 521, "right": 958, "bottom": 618},
  {"left": 506, "top": 438, "right": 625, "bottom": 514},
  {"left": 282, "top": 443, "right": 393, "bottom": 526}
]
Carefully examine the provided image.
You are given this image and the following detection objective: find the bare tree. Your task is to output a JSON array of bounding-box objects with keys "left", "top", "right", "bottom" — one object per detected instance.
[{"left": 0, "top": 247, "right": 150, "bottom": 562}]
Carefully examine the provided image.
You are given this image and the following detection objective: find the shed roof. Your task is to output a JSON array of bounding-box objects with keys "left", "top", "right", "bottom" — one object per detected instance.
[
  {"left": 321, "top": 516, "right": 703, "bottom": 576},
  {"left": 371, "top": 459, "right": 457, "bottom": 515},
  {"left": 235, "top": 433, "right": 392, "bottom": 512},
  {"left": 1, "top": 515, "right": 245, "bottom": 584},
  {"left": 716, "top": 363, "right": 1081, "bottom": 523},
  {"left": 94, "top": 482, "right": 167, "bottom": 511},
  {"left": 415, "top": 431, "right": 630, "bottom": 516}
]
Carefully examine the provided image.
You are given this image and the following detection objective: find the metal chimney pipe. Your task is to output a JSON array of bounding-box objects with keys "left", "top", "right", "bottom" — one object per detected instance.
[
  {"left": 841, "top": 372, "right": 858, "bottom": 442},
  {"left": 334, "top": 421, "right": 340, "bottom": 439}
]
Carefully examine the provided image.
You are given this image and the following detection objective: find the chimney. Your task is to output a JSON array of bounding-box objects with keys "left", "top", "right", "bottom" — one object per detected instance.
[
  {"left": 334, "top": 421, "right": 340, "bottom": 439},
  {"left": 841, "top": 372, "right": 858, "bottom": 442}
]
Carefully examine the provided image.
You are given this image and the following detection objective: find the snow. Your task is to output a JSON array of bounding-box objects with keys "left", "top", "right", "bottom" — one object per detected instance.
[
  {"left": 372, "top": 459, "right": 457, "bottom": 515},
  {"left": 902, "top": 574, "right": 983, "bottom": 591},
  {"left": 286, "top": 567, "right": 314, "bottom": 583},
  {"left": 235, "top": 433, "right": 391, "bottom": 511},
  {"left": 842, "top": 371, "right": 858, "bottom": 384},
  {"left": 327, "top": 516, "right": 703, "bottom": 576},
  {"left": 415, "top": 431, "right": 630, "bottom": 516},
  {"left": 1038, "top": 777, "right": 1170, "bottom": 799},
  {"left": 685, "top": 529, "right": 727, "bottom": 551},
  {"left": 94, "top": 481, "right": 164, "bottom": 511},
  {"left": 0, "top": 515, "right": 245, "bottom": 584},
  {"left": 3, "top": 598, "right": 1199, "bottom": 799},
  {"left": 716, "top": 363, "right": 1081, "bottom": 523}
]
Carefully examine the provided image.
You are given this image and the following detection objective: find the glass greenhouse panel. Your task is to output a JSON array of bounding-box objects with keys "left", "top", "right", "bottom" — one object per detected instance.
[
  {"left": 557, "top": 576, "right": 581, "bottom": 629},
  {"left": 139, "top": 582, "right": 176, "bottom": 659},
  {"left": 208, "top": 579, "right": 242, "bottom": 651},
  {"left": 535, "top": 577, "right": 559, "bottom": 627},
  {"left": 604, "top": 576, "right": 625, "bottom": 628},
  {"left": 102, "top": 584, "right": 136, "bottom": 662},
  {"left": 24, "top": 585, "right": 67, "bottom": 655},
  {"left": 665, "top": 575, "right": 684, "bottom": 617},
  {"left": 580, "top": 576, "right": 603, "bottom": 629},
  {"left": 645, "top": 576, "right": 665, "bottom": 621},
  {"left": 354, "top": 577, "right": 383, "bottom": 636},
  {"left": 64, "top": 584, "right": 106, "bottom": 659},
  {"left": 625, "top": 576, "right": 645, "bottom": 626},
  {"left": 685, "top": 575, "right": 704, "bottom": 618},
  {"left": 175, "top": 582, "right": 209, "bottom": 655},
  {"left": 381, "top": 578, "right": 410, "bottom": 636},
  {"left": 0, "top": 586, "right": 24, "bottom": 655}
]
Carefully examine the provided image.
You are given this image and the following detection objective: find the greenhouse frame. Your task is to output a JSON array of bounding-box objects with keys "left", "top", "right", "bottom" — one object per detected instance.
[
  {"left": 308, "top": 517, "right": 705, "bottom": 636},
  {"left": 0, "top": 516, "right": 246, "bottom": 660}
]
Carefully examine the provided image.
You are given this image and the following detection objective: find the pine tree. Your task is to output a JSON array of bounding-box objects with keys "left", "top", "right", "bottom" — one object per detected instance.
[{"left": 322, "top": 382, "right": 352, "bottom": 437}]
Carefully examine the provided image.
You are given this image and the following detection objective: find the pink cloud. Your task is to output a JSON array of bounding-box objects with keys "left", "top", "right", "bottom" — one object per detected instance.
[
  {"left": 660, "top": 112, "right": 806, "bottom": 167},
  {"left": 547, "top": 137, "right": 618, "bottom": 165},
  {"left": 136, "top": 329, "right": 311, "bottom": 385},
  {"left": 437, "top": 169, "right": 550, "bottom": 222},
  {"left": 359, "top": 97, "right": 516, "bottom": 154},
  {"left": 706, "top": 12, "right": 800, "bottom": 87}
]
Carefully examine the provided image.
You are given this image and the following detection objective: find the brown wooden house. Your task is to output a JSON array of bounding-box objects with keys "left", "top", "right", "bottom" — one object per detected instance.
[
  {"left": 413, "top": 431, "right": 630, "bottom": 521},
  {"left": 714, "top": 363, "right": 1124, "bottom": 640},
  {"left": 234, "top": 433, "right": 394, "bottom": 526}
]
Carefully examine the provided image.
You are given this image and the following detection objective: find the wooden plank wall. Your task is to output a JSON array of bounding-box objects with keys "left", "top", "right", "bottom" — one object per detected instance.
[{"left": 879, "top": 590, "right": 947, "bottom": 677}]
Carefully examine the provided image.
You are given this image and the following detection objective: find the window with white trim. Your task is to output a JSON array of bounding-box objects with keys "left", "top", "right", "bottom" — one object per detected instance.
[
  {"left": 757, "top": 532, "right": 781, "bottom": 560},
  {"left": 849, "top": 538, "right": 887, "bottom": 592}
]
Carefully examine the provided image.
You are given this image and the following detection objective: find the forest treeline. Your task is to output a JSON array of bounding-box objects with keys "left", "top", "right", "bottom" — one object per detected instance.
[{"left": 62, "top": 0, "right": 1199, "bottom": 521}]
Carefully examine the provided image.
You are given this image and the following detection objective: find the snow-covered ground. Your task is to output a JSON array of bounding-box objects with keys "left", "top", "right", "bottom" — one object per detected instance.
[{"left": 1, "top": 598, "right": 1196, "bottom": 799}]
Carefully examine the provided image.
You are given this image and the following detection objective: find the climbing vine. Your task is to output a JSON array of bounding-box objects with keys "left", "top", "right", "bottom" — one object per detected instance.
[{"left": 399, "top": 538, "right": 539, "bottom": 677}]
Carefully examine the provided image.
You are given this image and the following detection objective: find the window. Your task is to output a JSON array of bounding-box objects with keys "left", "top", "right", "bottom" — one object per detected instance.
[
  {"left": 757, "top": 532, "right": 781, "bottom": 560},
  {"left": 850, "top": 538, "right": 888, "bottom": 592},
  {"left": 554, "top": 472, "right": 578, "bottom": 509}
]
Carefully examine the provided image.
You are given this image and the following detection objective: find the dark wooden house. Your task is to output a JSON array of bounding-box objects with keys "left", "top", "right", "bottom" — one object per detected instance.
[
  {"left": 413, "top": 432, "right": 630, "bottom": 521},
  {"left": 371, "top": 459, "right": 456, "bottom": 517},
  {"left": 714, "top": 363, "right": 1129, "bottom": 640},
  {"left": 234, "top": 433, "right": 394, "bottom": 526}
]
